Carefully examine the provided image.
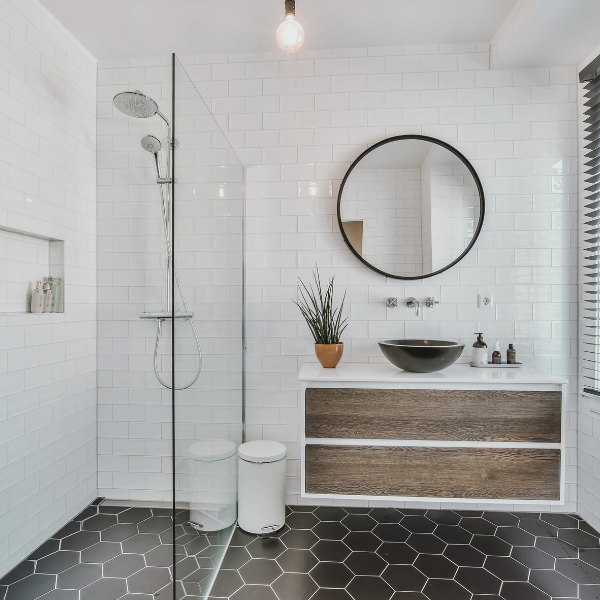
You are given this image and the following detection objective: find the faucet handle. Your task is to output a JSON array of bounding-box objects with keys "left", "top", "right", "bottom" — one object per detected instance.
[
  {"left": 425, "top": 296, "right": 439, "bottom": 308},
  {"left": 406, "top": 297, "right": 420, "bottom": 316}
]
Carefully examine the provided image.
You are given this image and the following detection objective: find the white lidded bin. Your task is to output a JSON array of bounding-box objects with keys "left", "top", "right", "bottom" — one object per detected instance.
[
  {"left": 238, "top": 440, "right": 287, "bottom": 535},
  {"left": 187, "top": 439, "right": 237, "bottom": 531}
]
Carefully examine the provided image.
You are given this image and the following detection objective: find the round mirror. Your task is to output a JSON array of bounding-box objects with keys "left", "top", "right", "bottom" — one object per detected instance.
[{"left": 337, "top": 135, "right": 484, "bottom": 280}]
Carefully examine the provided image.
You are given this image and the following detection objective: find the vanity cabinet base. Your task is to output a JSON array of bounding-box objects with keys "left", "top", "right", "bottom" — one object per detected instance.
[{"left": 305, "top": 444, "right": 561, "bottom": 501}]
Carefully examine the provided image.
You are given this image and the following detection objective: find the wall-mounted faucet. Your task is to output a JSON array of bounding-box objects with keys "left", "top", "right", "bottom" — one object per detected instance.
[
  {"left": 425, "top": 296, "right": 439, "bottom": 308},
  {"left": 406, "top": 297, "right": 420, "bottom": 316}
]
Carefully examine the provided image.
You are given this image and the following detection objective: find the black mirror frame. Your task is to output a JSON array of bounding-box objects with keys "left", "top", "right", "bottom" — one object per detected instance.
[{"left": 337, "top": 134, "right": 485, "bottom": 280}]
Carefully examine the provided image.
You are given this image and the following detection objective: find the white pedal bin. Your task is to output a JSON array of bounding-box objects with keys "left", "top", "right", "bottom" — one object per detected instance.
[{"left": 238, "top": 440, "right": 287, "bottom": 535}]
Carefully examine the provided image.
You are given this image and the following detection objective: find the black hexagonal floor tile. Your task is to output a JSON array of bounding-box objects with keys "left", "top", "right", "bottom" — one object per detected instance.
[
  {"left": 80, "top": 542, "right": 121, "bottom": 563},
  {"left": 104, "top": 553, "right": 145, "bottom": 578},
  {"left": 117, "top": 508, "right": 153, "bottom": 524},
  {"left": 347, "top": 575, "right": 394, "bottom": 600},
  {"left": 0, "top": 562, "right": 34, "bottom": 586},
  {"left": 230, "top": 584, "right": 279, "bottom": 600},
  {"left": 377, "top": 542, "right": 418, "bottom": 565},
  {"left": 484, "top": 555, "right": 529, "bottom": 581},
  {"left": 345, "top": 551, "right": 387, "bottom": 575},
  {"left": 518, "top": 518, "right": 558, "bottom": 538},
  {"left": 35, "top": 551, "right": 79, "bottom": 574},
  {"left": 220, "top": 546, "right": 251, "bottom": 569},
  {"left": 535, "top": 536, "right": 578, "bottom": 558},
  {"left": 310, "top": 561, "right": 354, "bottom": 588},
  {"left": 495, "top": 526, "right": 534, "bottom": 547},
  {"left": 239, "top": 559, "right": 282, "bottom": 585},
  {"left": 138, "top": 516, "right": 172, "bottom": 534},
  {"left": 127, "top": 567, "right": 172, "bottom": 595},
  {"left": 401, "top": 516, "right": 436, "bottom": 534},
  {"left": 101, "top": 523, "right": 138, "bottom": 543},
  {"left": 382, "top": 564, "right": 428, "bottom": 592},
  {"left": 272, "top": 572, "right": 318, "bottom": 600},
  {"left": 501, "top": 581, "right": 550, "bottom": 600},
  {"left": 422, "top": 578, "right": 471, "bottom": 600},
  {"left": 312, "top": 540, "right": 352, "bottom": 562},
  {"left": 406, "top": 533, "right": 446, "bottom": 555},
  {"left": 60, "top": 531, "right": 100, "bottom": 551},
  {"left": 247, "top": 537, "right": 286, "bottom": 559},
  {"left": 540, "top": 513, "right": 579, "bottom": 529},
  {"left": 28, "top": 539, "right": 60, "bottom": 561},
  {"left": 434, "top": 525, "right": 472, "bottom": 545},
  {"left": 342, "top": 514, "right": 377, "bottom": 532},
  {"left": 444, "top": 544, "right": 486, "bottom": 567},
  {"left": 344, "top": 531, "right": 382, "bottom": 552},
  {"left": 277, "top": 549, "right": 318, "bottom": 573},
  {"left": 145, "top": 544, "right": 176, "bottom": 567},
  {"left": 511, "top": 545, "right": 555, "bottom": 569},
  {"left": 4, "top": 574, "right": 55, "bottom": 600},
  {"left": 57, "top": 563, "right": 102, "bottom": 589},
  {"left": 82, "top": 514, "right": 118, "bottom": 531},
  {"left": 414, "top": 553, "right": 457, "bottom": 579},
  {"left": 121, "top": 533, "right": 161, "bottom": 554},
  {"left": 314, "top": 507, "right": 348, "bottom": 521},
  {"left": 483, "top": 512, "right": 519, "bottom": 527},
  {"left": 280, "top": 528, "right": 318, "bottom": 549},
  {"left": 370, "top": 508, "right": 402, "bottom": 524},
  {"left": 286, "top": 512, "right": 319, "bottom": 530},
  {"left": 52, "top": 522, "right": 80, "bottom": 539},
  {"left": 311, "top": 590, "right": 353, "bottom": 600},
  {"left": 313, "top": 521, "right": 350, "bottom": 540},
  {"left": 559, "top": 528, "right": 600, "bottom": 549},
  {"left": 556, "top": 558, "right": 600, "bottom": 584},
  {"left": 528, "top": 568, "right": 578, "bottom": 597},
  {"left": 455, "top": 566, "right": 501, "bottom": 595},
  {"left": 470, "top": 535, "right": 511, "bottom": 556},
  {"left": 459, "top": 517, "right": 496, "bottom": 536},
  {"left": 426, "top": 510, "right": 461, "bottom": 526},
  {"left": 210, "top": 569, "right": 244, "bottom": 597},
  {"left": 80, "top": 577, "right": 127, "bottom": 600},
  {"left": 373, "top": 524, "right": 410, "bottom": 543}
]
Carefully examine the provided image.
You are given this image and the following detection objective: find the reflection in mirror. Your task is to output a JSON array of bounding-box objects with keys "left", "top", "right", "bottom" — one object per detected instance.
[{"left": 339, "top": 138, "right": 482, "bottom": 279}]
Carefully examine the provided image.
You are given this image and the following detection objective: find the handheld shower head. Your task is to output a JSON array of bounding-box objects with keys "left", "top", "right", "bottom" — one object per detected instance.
[
  {"left": 141, "top": 135, "right": 162, "bottom": 153},
  {"left": 113, "top": 90, "right": 170, "bottom": 127}
]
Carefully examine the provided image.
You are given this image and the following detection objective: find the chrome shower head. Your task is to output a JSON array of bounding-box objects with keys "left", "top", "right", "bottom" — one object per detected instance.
[
  {"left": 141, "top": 135, "right": 161, "bottom": 154},
  {"left": 113, "top": 90, "right": 158, "bottom": 118}
]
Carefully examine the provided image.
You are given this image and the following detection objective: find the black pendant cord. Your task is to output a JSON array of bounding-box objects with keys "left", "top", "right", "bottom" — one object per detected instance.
[{"left": 171, "top": 51, "right": 177, "bottom": 597}]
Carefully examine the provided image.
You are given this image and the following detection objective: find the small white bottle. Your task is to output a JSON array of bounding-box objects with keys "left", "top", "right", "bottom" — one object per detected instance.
[
  {"left": 43, "top": 281, "right": 53, "bottom": 313},
  {"left": 31, "top": 281, "right": 44, "bottom": 313}
]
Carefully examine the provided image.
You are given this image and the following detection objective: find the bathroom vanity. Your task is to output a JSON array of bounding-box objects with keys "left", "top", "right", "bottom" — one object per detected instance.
[{"left": 299, "top": 363, "right": 567, "bottom": 504}]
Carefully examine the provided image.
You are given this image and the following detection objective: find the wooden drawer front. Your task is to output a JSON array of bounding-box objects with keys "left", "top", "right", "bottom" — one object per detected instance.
[
  {"left": 305, "top": 388, "right": 561, "bottom": 443},
  {"left": 305, "top": 445, "right": 561, "bottom": 501}
]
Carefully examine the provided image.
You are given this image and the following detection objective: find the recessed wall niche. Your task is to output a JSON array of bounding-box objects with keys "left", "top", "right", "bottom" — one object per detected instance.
[{"left": 0, "top": 226, "right": 65, "bottom": 314}]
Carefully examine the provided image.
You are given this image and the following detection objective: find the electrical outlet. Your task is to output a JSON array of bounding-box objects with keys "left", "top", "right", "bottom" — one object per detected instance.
[{"left": 477, "top": 294, "right": 494, "bottom": 309}]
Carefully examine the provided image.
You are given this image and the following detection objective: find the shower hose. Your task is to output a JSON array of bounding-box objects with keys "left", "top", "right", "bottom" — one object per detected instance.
[{"left": 153, "top": 180, "right": 202, "bottom": 390}]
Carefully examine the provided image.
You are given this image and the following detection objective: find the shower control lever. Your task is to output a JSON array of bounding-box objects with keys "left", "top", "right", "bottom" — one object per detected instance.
[
  {"left": 156, "top": 177, "right": 173, "bottom": 185},
  {"left": 139, "top": 311, "right": 194, "bottom": 320},
  {"left": 406, "top": 297, "right": 420, "bottom": 316}
]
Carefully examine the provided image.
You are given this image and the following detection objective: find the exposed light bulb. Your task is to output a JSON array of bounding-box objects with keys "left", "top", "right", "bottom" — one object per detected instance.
[{"left": 276, "top": 0, "right": 305, "bottom": 53}]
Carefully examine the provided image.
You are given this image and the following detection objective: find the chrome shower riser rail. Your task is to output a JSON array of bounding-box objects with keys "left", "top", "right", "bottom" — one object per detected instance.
[{"left": 139, "top": 312, "right": 194, "bottom": 320}]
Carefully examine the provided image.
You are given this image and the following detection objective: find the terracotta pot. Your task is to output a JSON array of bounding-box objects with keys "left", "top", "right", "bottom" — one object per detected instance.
[{"left": 315, "top": 343, "right": 344, "bottom": 368}]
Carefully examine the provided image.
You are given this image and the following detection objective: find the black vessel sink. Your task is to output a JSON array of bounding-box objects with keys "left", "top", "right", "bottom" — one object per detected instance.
[{"left": 379, "top": 339, "right": 464, "bottom": 373}]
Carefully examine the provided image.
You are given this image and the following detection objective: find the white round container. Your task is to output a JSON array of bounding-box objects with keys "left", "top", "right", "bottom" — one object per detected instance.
[
  {"left": 187, "top": 439, "right": 237, "bottom": 531},
  {"left": 238, "top": 440, "right": 287, "bottom": 535}
]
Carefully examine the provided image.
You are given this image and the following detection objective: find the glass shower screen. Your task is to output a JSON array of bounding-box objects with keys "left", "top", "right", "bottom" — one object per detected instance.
[{"left": 171, "top": 54, "right": 244, "bottom": 599}]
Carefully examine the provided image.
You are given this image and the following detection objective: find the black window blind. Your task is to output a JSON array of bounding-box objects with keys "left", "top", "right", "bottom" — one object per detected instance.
[{"left": 581, "top": 67, "right": 600, "bottom": 396}]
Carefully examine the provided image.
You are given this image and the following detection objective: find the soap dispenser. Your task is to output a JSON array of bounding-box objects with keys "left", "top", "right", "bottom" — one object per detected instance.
[
  {"left": 42, "top": 281, "right": 53, "bottom": 313},
  {"left": 472, "top": 333, "right": 488, "bottom": 366},
  {"left": 31, "top": 281, "right": 43, "bottom": 313},
  {"left": 492, "top": 340, "right": 501, "bottom": 364}
]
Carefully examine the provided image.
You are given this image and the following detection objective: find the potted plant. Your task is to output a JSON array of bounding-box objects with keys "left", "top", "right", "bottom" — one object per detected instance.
[{"left": 293, "top": 267, "right": 348, "bottom": 368}]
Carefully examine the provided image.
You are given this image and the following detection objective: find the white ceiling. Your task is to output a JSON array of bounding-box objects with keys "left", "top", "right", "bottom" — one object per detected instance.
[
  {"left": 492, "top": 0, "right": 600, "bottom": 68},
  {"left": 39, "top": 0, "right": 517, "bottom": 60}
]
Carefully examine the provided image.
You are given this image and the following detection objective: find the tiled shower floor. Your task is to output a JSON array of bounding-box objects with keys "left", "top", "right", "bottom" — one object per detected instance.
[
  {"left": 4, "top": 503, "right": 600, "bottom": 600},
  {"left": 0, "top": 498, "right": 232, "bottom": 600},
  {"left": 209, "top": 505, "right": 600, "bottom": 600}
]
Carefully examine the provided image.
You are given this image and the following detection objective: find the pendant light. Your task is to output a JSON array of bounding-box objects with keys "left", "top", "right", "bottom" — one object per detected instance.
[{"left": 276, "top": 0, "right": 305, "bottom": 53}]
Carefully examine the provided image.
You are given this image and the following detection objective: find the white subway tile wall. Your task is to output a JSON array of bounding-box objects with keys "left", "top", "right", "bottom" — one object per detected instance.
[
  {"left": 0, "top": 0, "right": 97, "bottom": 579},
  {"left": 97, "top": 46, "right": 577, "bottom": 514}
]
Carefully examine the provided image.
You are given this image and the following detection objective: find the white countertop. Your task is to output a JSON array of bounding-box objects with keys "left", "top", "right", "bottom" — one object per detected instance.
[{"left": 298, "top": 362, "right": 568, "bottom": 385}]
